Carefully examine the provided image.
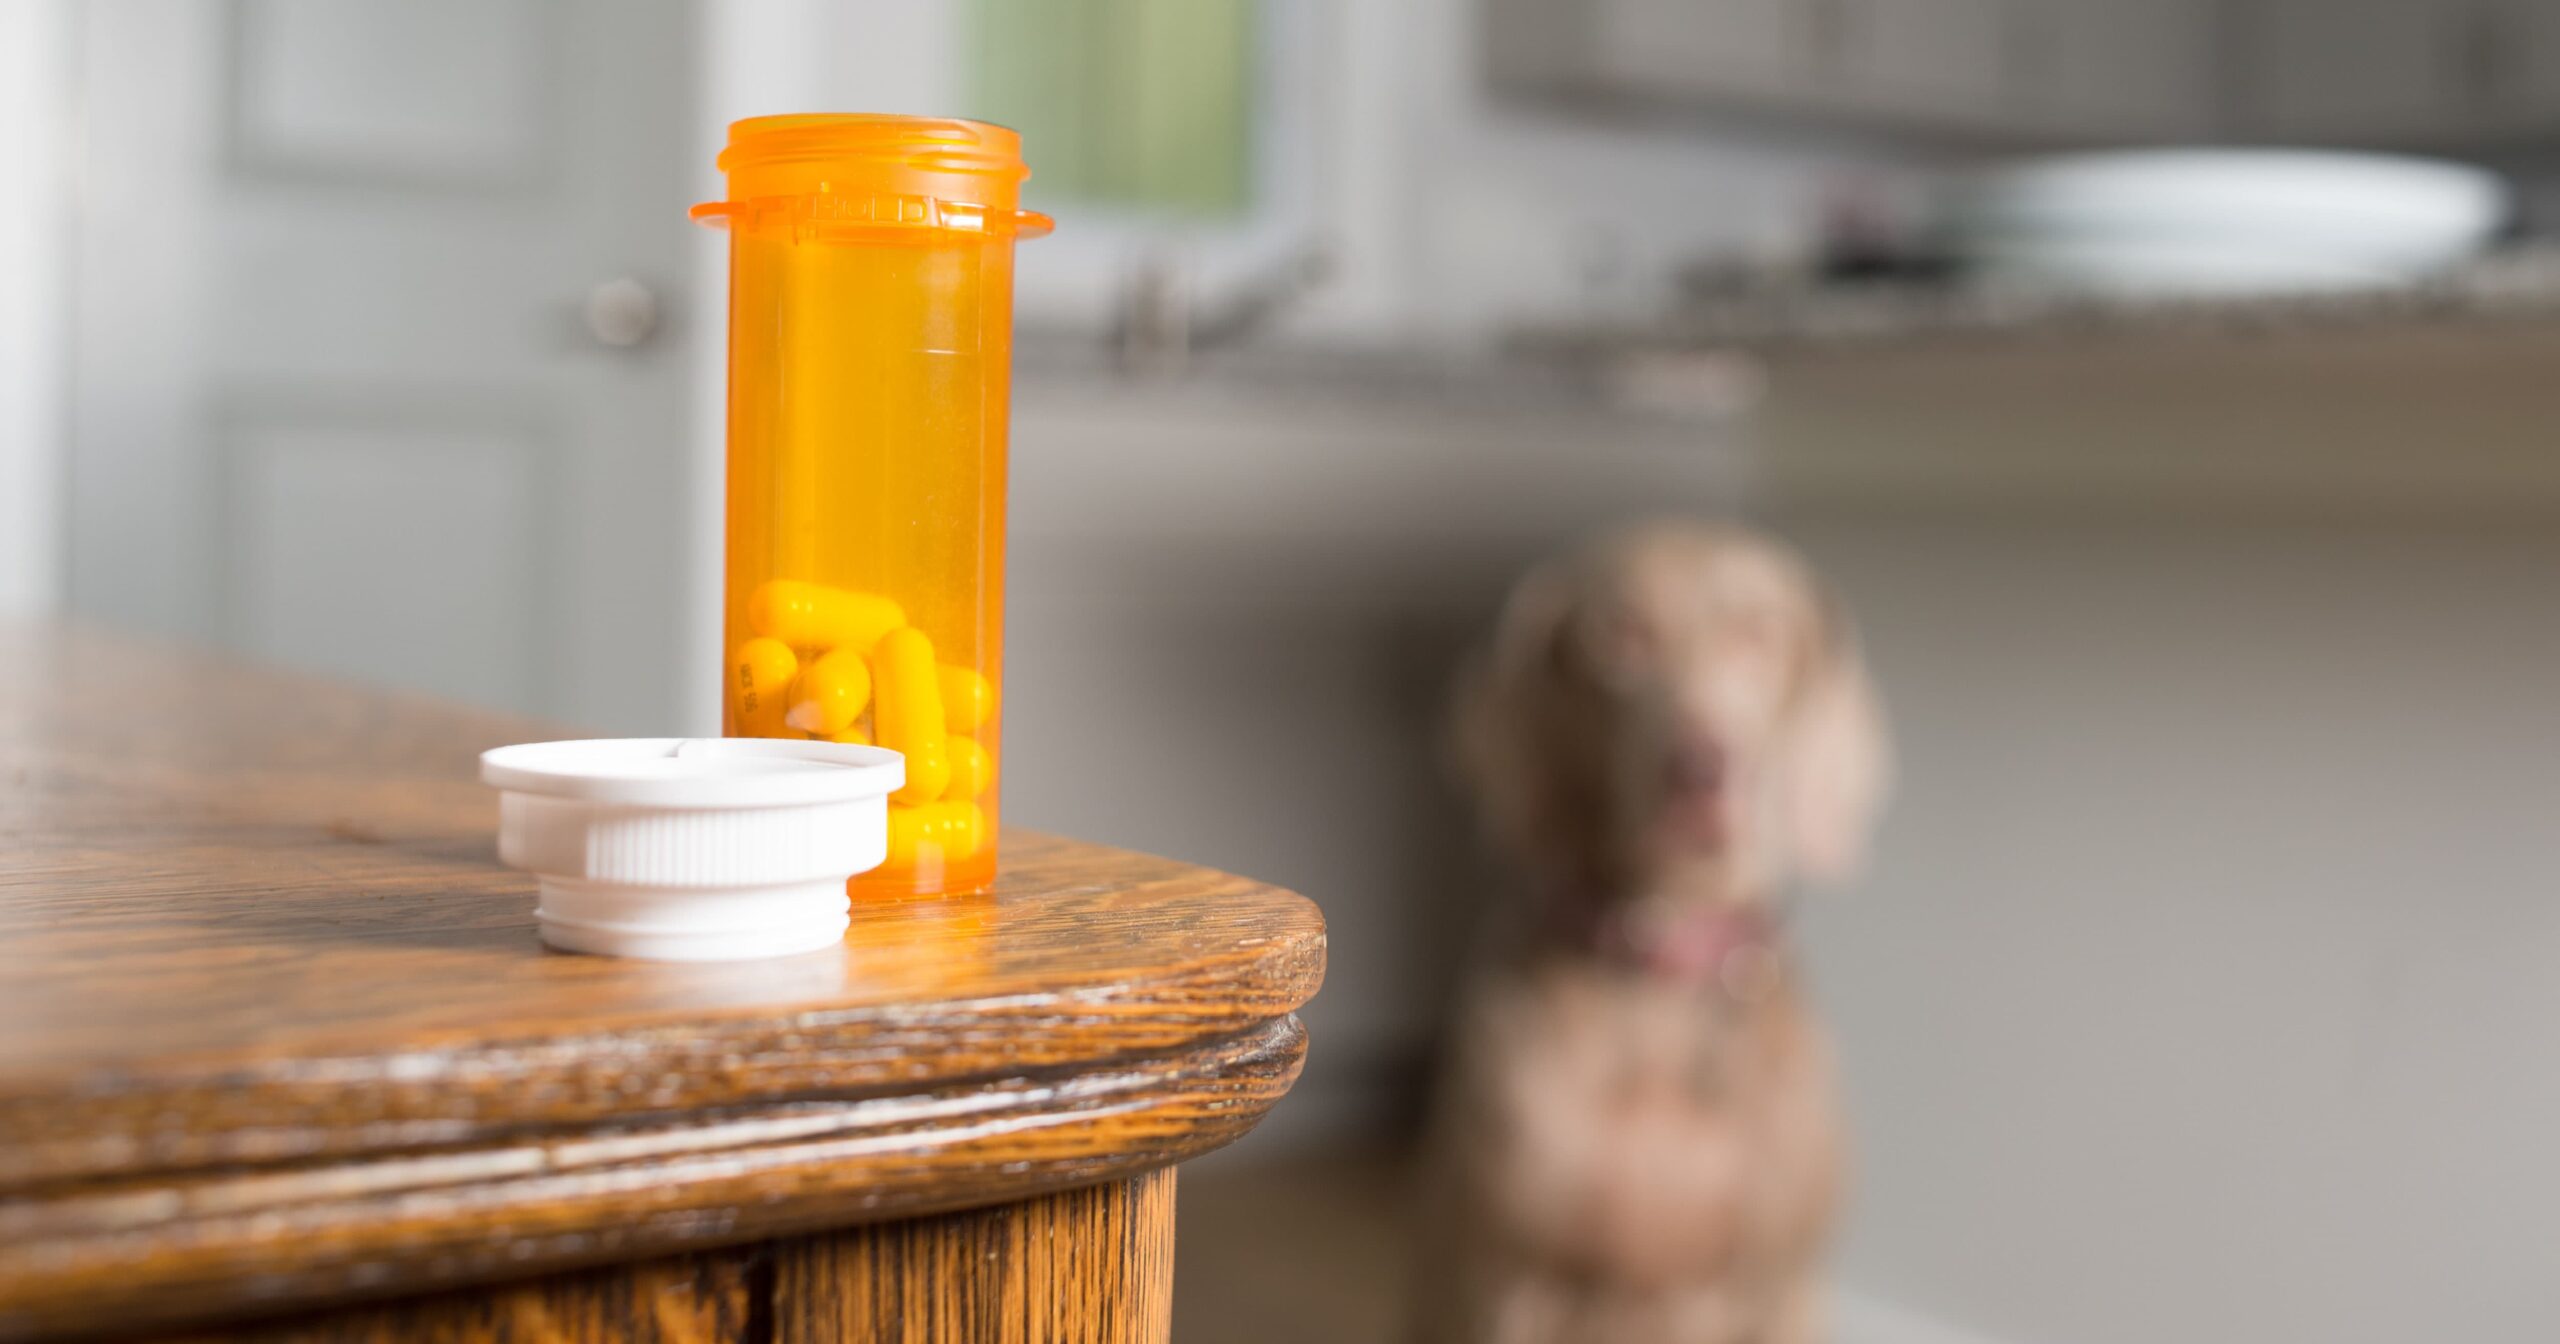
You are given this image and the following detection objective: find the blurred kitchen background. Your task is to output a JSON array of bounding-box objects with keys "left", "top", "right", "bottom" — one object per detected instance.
[{"left": 7, "top": 1, "right": 2560, "bottom": 1341}]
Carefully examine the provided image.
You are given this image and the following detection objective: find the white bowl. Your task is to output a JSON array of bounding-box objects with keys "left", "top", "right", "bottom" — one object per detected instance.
[{"left": 1948, "top": 150, "right": 2509, "bottom": 296}]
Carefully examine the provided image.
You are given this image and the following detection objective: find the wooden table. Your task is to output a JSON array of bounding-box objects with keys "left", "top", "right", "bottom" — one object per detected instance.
[{"left": 0, "top": 628, "right": 1325, "bottom": 1343}]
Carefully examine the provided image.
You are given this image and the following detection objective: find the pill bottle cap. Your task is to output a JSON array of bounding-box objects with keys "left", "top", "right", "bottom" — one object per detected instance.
[
  {"left": 689, "top": 113, "right": 1054, "bottom": 241},
  {"left": 481, "top": 738, "right": 905, "bottom": 962}
]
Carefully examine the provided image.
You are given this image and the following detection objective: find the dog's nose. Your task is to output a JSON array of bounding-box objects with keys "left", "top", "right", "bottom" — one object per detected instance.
[{"left": 1667, "top": 739, "right": 1727, "bottom": 794}]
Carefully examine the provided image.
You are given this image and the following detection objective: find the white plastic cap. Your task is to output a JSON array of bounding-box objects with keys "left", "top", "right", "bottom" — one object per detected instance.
[{"left": 480, "top": 738, "right": 905, "bottom": 961}]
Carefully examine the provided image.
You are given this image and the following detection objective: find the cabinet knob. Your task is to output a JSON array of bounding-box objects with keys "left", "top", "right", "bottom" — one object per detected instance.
[{"left": 583, "top": 277, "right": 660, "bottom": 350}]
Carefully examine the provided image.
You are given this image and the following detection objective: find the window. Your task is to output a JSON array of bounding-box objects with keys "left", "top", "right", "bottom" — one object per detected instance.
[{"left": 967, "top": 0, "right": 1258, "bottom": 219}]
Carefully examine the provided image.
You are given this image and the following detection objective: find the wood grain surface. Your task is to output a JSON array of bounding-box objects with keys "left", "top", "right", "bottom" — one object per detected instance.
[
  {"left": 775, "top": 1167, "right": 1176, "bottom": 1344},
  {"left": 0, "top": 626, "right": 1324, "bottom": 1341},
  {"left": 150, "top": 1249, "right": 762, "bottom": 1344},
  {"left": 141, "top": 1170, "right": 1175, "bottom": 1344}
]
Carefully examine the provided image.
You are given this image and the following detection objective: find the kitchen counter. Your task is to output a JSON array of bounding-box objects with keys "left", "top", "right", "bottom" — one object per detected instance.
[{"left": 1516, "top": 247, "right": 2560, "bottom": 360}]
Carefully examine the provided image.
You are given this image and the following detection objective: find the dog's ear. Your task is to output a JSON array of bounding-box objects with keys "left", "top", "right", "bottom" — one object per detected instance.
[
  {"left": 1450, "top": 562, "right": 1578, "bottom": 857},
  {"left": 1783, "top": 593, "right": 1891, "bottom": 887}
]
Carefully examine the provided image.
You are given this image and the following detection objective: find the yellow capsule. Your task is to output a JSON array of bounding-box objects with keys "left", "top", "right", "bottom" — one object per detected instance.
[
  {"left": 830, "top": 721, "right": 871, "bottom": 746},
  {"left": 747, "top": 579, "right": 905, "bottom": 654},
  {"left": 938, "top": 665, "right": 997, "bottom": 733},
  {"left": 785, "top": 648, "right": 871, "bottom": 736},
  {"left": 884, "top": 800, "right": 986, "bottom": 868},
  {"left": 933, "top": 800, "right": 987, "bottom": 859},
  {"left": 884, "top": 803, "right": 927, "bottom": 868},
  {"left": 873, "top": 626, "right": 949, "bottom": 805},
  {"left": 947, "top": 735, "right": 994, "bottom": 800},
  {"left": 730, "top": 637, "right": 799, "bottom": 738}
]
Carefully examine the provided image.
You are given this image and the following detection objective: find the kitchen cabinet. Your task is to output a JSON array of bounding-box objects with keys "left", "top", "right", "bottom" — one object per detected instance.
[
  {"left": 1486, "top": 0, "right": 1823, "bottom": 109},
  {"left": 1487, "top": 0, "right": 2221, "bottom": 142},
  {"left": 1588, "top": 0, "right": 1819, "bottom": 103},
  {"left": 2483, "top": 0, "right": 2560, "bottom": 124},
  {"left": 1835, "top": 0, "right": 2016, "bottom": 123},
  {"left": 2238, "top": 0, "right": 2560, "bottom": 144},
  {"left": 1486, "top": 0, "right": 2560, "bottom": 148},
  {"left": 2245, "top": 0, "right": 2473, "bottom": 141},
  {"left": 2019, "top": 0, "right": 2224, "bottom": 140}
]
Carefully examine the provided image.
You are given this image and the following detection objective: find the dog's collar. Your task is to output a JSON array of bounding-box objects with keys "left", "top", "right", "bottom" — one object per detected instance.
[{"left": 1552, "top": 890, "right": 1784, "bottom": 1000}]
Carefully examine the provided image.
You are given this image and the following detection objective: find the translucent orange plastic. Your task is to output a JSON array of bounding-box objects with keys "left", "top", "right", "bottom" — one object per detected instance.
[{"left": 697, "top": 115, "right": 1047, "bottom": 897}]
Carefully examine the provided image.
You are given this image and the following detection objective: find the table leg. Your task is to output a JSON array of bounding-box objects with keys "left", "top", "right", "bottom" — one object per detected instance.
[{"left": 778, "top": 1167, "right": 1177, "bottom": 1343}]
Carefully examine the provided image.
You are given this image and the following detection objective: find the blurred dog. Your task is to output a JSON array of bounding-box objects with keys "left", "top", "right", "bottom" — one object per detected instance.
[{"left": 1417, "top": 521, "right": 1890, "bottom": 1344}]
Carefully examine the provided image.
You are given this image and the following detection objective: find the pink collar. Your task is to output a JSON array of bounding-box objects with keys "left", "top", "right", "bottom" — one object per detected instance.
[{"left": 1555, "top": 892, "right": 1783, "bottom": 997}]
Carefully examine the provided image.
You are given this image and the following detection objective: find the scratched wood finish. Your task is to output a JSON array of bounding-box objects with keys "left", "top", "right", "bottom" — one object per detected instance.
[
  {"left": 0, "top": 626, "right": 1325, "bottom": 1342},
  {"left": 776, "top": 1168, "right": 1177, "bottom": 1344}
]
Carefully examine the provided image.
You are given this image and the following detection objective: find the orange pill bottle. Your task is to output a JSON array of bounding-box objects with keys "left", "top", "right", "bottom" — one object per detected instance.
[{"left": 695, "top": 115, "right": 1047, "bottom": 897}]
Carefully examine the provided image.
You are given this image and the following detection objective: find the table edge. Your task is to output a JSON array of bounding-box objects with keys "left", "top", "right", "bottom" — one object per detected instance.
[{"left": 0, "top": 1014, "right": 1309, "bottom": 1342}]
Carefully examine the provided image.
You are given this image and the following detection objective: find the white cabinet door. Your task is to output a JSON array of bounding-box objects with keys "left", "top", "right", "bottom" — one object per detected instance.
[
  {"left": 1586, "top": 0, "right": 1821, "bottom": 102},
  {"left": 1835, "top": 0, "right": 2018, "bottom": 121},
  {"left": 2249, "top": 0, "right": 2473, "bottom": 141},
  {"left": 2020, "top": 0, "right": 2223, "bottom": 140},
  {"left": 69, "top": 0, "right": 701, "bottom": 733}
]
